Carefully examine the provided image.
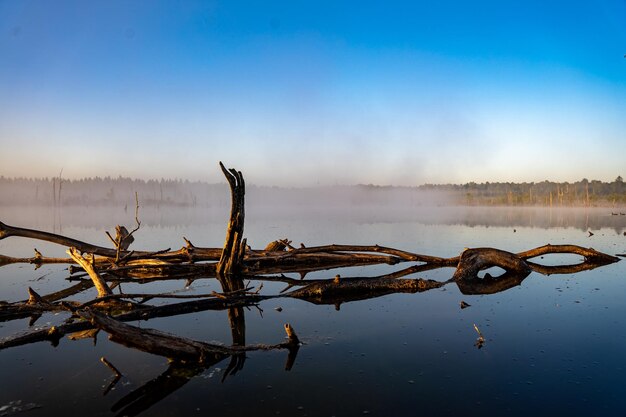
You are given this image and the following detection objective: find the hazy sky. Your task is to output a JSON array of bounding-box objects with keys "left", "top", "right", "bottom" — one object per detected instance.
[{"left": 1, "top": 1, "right": 625, "bottom": 186}]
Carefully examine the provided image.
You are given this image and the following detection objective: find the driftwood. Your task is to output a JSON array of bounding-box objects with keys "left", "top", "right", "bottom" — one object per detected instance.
[
  {"left": 216, "top": 162, "right": 246, "bottom": 287},
  {"left": 0, "top": 162, "right": 621, "bottom": 395},
  {"left": 453, "top": 248, "right": 532, "bottom": 281},
  {"left": 288, "top": 276, "right": 445, "bottom": 306},
  {"left": 67, "top": 248, "right": 113, "bottom": 297}
]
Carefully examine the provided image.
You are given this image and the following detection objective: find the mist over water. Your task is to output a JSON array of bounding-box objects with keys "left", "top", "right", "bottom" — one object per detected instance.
[{"left": 0, "top": 204, "right": 623, "bottom": 237}]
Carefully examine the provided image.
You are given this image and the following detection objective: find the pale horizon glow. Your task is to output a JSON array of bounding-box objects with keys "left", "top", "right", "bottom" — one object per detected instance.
[{"left": 1, "top": 1, "right": 625, "bottom": 186}]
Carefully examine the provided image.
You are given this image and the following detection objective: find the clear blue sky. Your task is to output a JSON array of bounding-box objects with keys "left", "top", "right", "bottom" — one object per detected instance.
[{"left": 1, "top": 0, "right": 625, "bottom": 186}]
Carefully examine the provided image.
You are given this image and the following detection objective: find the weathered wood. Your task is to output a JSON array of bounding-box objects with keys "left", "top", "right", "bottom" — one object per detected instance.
[
  {"left": 245, "top": 251, "right": 404, "bottom": 271},
  {"left": 452, "top": 248, "right": 532, "bottom": 281},
  {"left": 264, "top": 239, "right": 290, "bottom": 252},
  {"left": 27, "top": 287, "right": 47, "bottom": 305},
  {"left": 288, "top": 276, "right": 444, "bottom": 305},
  {"left": 216, "top": 162, "right": 246, "bottom": 290},
  {"left": 67, "top": 248, "right": 113, "bottom": 297},
  {"left": 0, "top": 220, "right": 122, "bottom": 258},
  {"left": 0, "top": 221, "right": 222, "bottom": 263},
  {"left": 41, "top": 280, "right": 94, "bottom": 303},
  {"left": 267, "top": 244, "right": 458, "bottom": 265},
  {"left": 517, "top": 244, "right": 620, "bottom": 263}
]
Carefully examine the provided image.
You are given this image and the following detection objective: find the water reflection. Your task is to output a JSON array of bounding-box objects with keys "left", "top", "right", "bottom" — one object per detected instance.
[{"left": 1, "top": 205, "right": 625, "bottom": 234}]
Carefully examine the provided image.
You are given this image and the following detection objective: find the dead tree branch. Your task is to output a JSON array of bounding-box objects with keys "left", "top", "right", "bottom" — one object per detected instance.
[
  {"left": 216, "top": 162, "right": 246, "bottom": 286},
  {"left": 67, "top": 248, "right": 113, "bottom": 297}
]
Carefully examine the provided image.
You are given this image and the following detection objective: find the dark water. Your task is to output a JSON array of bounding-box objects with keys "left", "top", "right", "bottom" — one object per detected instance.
[{"left": 0, "top": 206, "right": 625, "bottom": 417}]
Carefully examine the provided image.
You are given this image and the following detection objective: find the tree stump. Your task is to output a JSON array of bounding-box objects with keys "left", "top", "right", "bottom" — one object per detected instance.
[{"left": 216, "top": 162, "right": 246, "bottom": 292}]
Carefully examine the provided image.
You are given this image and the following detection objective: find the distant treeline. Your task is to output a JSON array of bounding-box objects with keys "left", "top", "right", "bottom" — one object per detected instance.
[
  {"left": 418, "top": 176, "right": 625, "bottom": 206},
  {"left": 0, "top": 176, "right": 624, "bottom": 207}
]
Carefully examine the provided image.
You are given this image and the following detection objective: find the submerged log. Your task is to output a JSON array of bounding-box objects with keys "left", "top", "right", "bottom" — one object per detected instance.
[{"left": 288, "top": 276, "right": 444, "bottom": 305}]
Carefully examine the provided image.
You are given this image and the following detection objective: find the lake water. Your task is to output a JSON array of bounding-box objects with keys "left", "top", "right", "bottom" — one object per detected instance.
[{"left": 0, "top": 205, "right": 625, "bottom": 417}]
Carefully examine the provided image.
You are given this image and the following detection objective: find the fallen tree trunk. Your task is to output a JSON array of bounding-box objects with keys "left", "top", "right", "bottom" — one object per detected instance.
[
  {"left": 288, "top": 276, "right": 445, "bottom": 306},
  {"left": 256, "top": 244, "right": 458, "bottom": 265}
]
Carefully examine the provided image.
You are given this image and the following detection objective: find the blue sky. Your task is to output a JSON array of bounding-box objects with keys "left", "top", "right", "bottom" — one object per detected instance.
[{"left": 1, "top": 0, "right": 625, "bottom": 186}]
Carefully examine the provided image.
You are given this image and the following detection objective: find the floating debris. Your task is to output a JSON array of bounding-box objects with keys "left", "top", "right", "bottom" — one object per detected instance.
[
  {"left": 460, "top": 301, "right": 471, "bottom": 309},
  {"left": 473, "top": 323, "right": 485, "bottom": 349},
  {"left": 588, "top": 230, "right": 594, "bottom": 237},
  {"left": 274, "top": 307, "right": 283, "bottom": 312}
]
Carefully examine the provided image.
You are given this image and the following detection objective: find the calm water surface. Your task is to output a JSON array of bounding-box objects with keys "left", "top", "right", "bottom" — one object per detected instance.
[{"left": 0, "top": 206, "right": 625, "bottom": 417}]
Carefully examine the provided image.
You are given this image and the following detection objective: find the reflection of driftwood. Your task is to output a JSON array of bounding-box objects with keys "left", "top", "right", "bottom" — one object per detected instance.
[
  {"left": 111, "top": 363, "right": 206, "bottom": 417},
  {"left": 526, "top": 260, "right": 613, "bottom": 276},
  {"left": 456, "top": 271, "right": 529, "bottom": 295},
  {"left": 84, "top": 309, "right": 300, "bottom": 361},
  {"left": 0, "top": 295, "right": 264, "bottom": 350}
]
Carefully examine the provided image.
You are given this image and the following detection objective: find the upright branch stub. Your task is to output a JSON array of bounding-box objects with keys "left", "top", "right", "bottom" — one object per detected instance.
[{"left": 216, "top": 162, "right": 246, "bottom": 289}]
